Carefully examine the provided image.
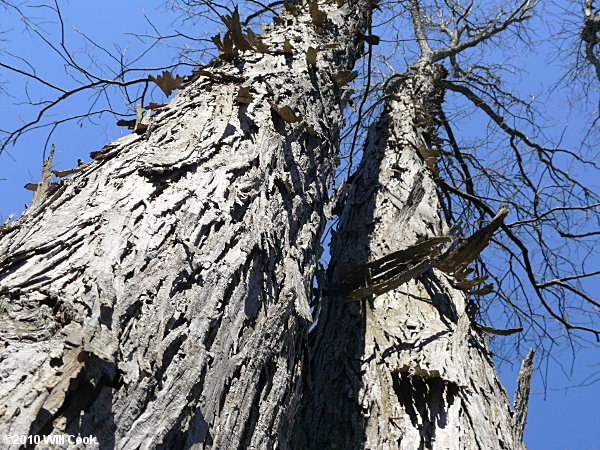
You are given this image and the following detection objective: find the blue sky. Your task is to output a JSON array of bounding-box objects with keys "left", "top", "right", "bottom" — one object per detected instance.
[{"left": 1, "top": 1, "right": 599, "bottom": 448}]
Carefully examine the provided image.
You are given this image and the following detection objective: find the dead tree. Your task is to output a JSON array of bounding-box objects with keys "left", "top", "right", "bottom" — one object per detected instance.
[{"left": 0, "top": 1, "right": 373, "bottom": 447}]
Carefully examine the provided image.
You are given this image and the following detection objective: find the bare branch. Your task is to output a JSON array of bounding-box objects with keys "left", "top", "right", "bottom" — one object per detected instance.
[
  {"left": 432, "top": 0, "right": 536, "bottom": 61},
  {"left": 409, "top": 0, "right": 433, "bottom": 58}
]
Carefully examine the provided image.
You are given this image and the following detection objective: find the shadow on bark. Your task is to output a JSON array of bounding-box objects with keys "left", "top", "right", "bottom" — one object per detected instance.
[
  {"left": 293, "top": 115, "right": 392, "bottom": 449},
  {"left": 30, "top": 354, "right": 118, "bottom": 450}
]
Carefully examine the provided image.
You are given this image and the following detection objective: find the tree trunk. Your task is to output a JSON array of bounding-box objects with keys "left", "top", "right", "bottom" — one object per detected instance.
[
  {"left": 296, "top": 63, "right": 528, "bottom": 449},
  {"left": 0, "top": 2, "right": 372, "bottom": 448}
]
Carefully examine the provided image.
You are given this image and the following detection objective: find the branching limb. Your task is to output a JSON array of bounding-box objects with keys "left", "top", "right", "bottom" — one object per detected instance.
[
  {"left": 442, "top": 79, "right": 600, "bottom": 188},
  {"left": 409, "top": 0, "right": 433, "bottom": 59},
  {"left": 432, "top": 0, "right": 536, "bottom": 61},
  {"left": 439, "top": 180, "right": 600, "bottom": 339},
  {"left": 0, "top": 0, "right": 201, "bottom": 155},
  {"left": 0, "top": 73, "right": 150, "bottom": 155}
]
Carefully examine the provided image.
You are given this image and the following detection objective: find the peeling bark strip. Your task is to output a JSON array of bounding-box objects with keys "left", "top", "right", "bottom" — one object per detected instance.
[
  {"left": 435, "top": 205, "right": 509, "bottom": 276},
  {"left": 323, "top": 202, "right": 509, "bottom": 301},
  {"left": 296, "top": 64, "right": 527, "bottom": 449},
  {"left": 0, "top": 2, "right": 373, "bottom": 448},
  {"left": 327, "top": 236, "right": 453, "bottom": 300}
]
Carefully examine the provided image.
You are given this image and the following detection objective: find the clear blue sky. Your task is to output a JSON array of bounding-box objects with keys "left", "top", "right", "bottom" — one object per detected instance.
[{"left": 1, "top": 2, "right": 598, "bottom": 448}]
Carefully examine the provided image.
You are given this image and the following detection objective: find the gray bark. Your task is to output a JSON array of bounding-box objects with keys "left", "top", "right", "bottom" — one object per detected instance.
[
  {"left": 0, "top": 2, "right": 372, "bottom": 448},
  {"left": 583, "top": 0, "right": 600, "bottom": 82},
  {"left": 296, "top": 63, "right": 528, "bottom": 449},
  {"left": 513, "top": 349, "right": 534, "bottom": 444}
]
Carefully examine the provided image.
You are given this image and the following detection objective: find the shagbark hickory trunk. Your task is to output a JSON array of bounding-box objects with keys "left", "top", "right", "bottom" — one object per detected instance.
[
  {"left": 0, "top": 1, "right": 372, "bottom": 447},
  {"left": 296, "top": 63, "right": 528, "bottom": 449}
]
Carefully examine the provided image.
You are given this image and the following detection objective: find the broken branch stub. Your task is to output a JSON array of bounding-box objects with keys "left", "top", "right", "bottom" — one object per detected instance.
[{"left": 29, "top": 144, "right": 55, "bottom": 213}]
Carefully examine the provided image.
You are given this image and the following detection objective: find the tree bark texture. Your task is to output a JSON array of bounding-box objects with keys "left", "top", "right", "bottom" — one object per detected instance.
[
  {"left": 0, "top": 2, "right": 372, "bottom": 448},
  {"left": 296, "top": 63, "right": 527, "bottom": 449}
]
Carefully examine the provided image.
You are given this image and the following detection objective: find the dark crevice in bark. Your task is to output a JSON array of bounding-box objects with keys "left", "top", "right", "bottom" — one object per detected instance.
[
  {"left": 169, "top": 266, "right": 203, "bottom": 296},
  {"left": 420, "top": 271, "right": 459, "bottom": 323},
  {"left": 157, "top": 334, "right": 188, "bottom": 381},
  {"left": 123, "top": 270, "right": 136, "bottom": 282},
  {"left": 204, "top": 315, "right": 224, "bottom": 354},
  {"left": 31, "top": 354, "right": 121, "bottom": 448},
  {"left": 244, "top": 246, "right": 267, "bottom": 319},
  {"left": 118, "top": 299, "right": 143, "bottom": 333},
  {"left": 99, "top": 305, "right": 113, "bottom": 329},
  {"left": 160, "top": 398, "right": 210, "bottom": 450},
  {"left": 239, "top": 357, "right": 273, "bottom": 449},
  {"left": 176, "top": 365, "right": 213, "bottom": 448},
  {"left": 142, "top": 166, "right": 197, "bottom": 203},
  {"left": 163, "top": 313, "right": 188, "bottom": 338},
  {"left": 119, "top": 241, "right": 135, "bottom": 264},
  {"left": 392, "top": 371, "right": 460, "bottom": 448}
]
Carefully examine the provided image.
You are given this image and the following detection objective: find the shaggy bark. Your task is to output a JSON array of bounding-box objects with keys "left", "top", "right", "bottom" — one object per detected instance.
[
  {"left": 583, "top": 0, "right": 600, "bottom": 82},
  {"left": 296, "top": 63, "right": 528, "bottom": 449},
  {"left": 0, "top": 1, "right": 372, "bottom": 448}
]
